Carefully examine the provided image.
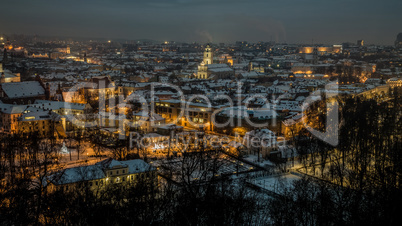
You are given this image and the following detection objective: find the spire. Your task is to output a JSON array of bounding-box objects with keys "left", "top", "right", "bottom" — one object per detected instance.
[
  {"left": 313, "top": 46, "right": 318, "bottom": 64},
  {"left": 45, "top": 82, "right": 51, "bottom": 100},
  {"left": 57, "top": 82, "right": 62, "bottom": 94},
  {"left": 248, "top": 61, "right": 253, "bottom": 72}
]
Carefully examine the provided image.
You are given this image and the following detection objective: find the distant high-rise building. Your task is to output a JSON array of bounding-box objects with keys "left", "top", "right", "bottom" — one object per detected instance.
[
  {"left": 395, "top": 33, "right": 402, "bottom": 48},
  {"left": 357, "top": 40, "right": 364, "bottom": 47}
]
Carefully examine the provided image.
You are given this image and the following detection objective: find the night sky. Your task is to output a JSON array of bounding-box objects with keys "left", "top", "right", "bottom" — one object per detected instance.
[{"left": 1, "top": 0, "right": 401, "bottom": 44}]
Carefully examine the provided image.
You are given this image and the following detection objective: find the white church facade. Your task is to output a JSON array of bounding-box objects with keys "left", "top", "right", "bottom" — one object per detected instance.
[{"left": 197, "top": 44, "right": 234, "bottom": 79}]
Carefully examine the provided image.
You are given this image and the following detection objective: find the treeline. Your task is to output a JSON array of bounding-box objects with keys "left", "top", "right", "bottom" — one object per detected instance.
[
  {"left": 268, "top": 87, "right": 402, "bottom": 225},
  {"left": 0, "top": 137, "right": 268, "bottom": 225}
]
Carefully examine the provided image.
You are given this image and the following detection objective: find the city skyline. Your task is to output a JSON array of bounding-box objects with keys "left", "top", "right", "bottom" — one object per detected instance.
[{"left": 1, "top": 1, "right": 401, "bottom": 225}]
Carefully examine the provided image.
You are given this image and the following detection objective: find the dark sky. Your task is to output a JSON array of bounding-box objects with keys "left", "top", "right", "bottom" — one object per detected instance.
[{"left": 1, "top": 0, "right": 401, "bottom": 44}]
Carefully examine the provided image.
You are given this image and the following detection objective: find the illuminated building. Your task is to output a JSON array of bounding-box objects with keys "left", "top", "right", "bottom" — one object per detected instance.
[
  {"left": 357, "top": 85, "right": 390, "bottom": 98},
  {"left": 0, "top": 104, "right": 26, "bottom": 133},
  {"left": 203, "top": 44, "right": 213, "bottom": 65},
  {"left": 0, "top": 79, "right": 48, "bottom": 104},
  {"left": 49, "top": 52, "right": 64, "bottom": 59},
  {"left": 197, "top": 44, "right": 234, "bottom": 79},
  {"left": 31, "top": 53, "right": 49, "bottom": 58},
  {"left": 62, "top": 90, "right": 86, "bottom": 104},
  {"left": 387, "top": 77, "right": 402, "bottom": 87},
  {"left": 298, "top": 45, "right": 342, "bottom": 55},
  {"left": 219, "top": 54, "right": 234, "bottom": 66},
  {"left": 44, "top": 158, "right": 157, "bottom": 193},
  {"left": 248, "top": 61, "right": 266, "bottom": 73},
  {"left": 84, "top": 76, "right": 116, "bottom": 99},
  {"left": 30, "top": 100, "right": 89, "bottom": 116},
  {"left": 281, "top": 114, "right": 306, "bottom": 139},
  {"left": 0, "top": 83, "right": 72, "bottom": 135},
  {"left": 17, "top": 107, "right": 66, "bottom": 137},
  {"left": 291, "top": 63, "right": 313, "bottom": 74},
  {"left": 0, "top": 62, "right": 20, "bottom": 83},
  {"left": 154, "top": 99, "right": 215, "bottom": 131},
  {"left": 54, "top": 46, "right": 70, "bottom": 54},
  {"left": 132, "top": 112, "right": 166, "bottom": 132},
  {"left": 197, "top": 61, "right": 209, "bottom": 79}
]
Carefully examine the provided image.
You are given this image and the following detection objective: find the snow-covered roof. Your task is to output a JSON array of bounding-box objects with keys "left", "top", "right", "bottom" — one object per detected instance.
[
  {"left": 32, "top": 100, "right": 86, "bottom": 111},
  {"left": 47, "top": 165, "right": 105, "bottom": 186},
  {"left": 245, "top": 128, "right": 276, "bottom": 139},
  {"left": 220, "top": 106, "right": 278, "bottom": 119},
  {"left": 133, "top": 112, "right": 165, "bottom": 121},
  {"left": 0, "top": 103, "right": 28, "bottom": 114},
  {"left": 46, "top": 158, "right": 155, "bottom": 186},
  {"left": 124, "top": 159, "right": 156, "bottom": 174},
  {"left": 388, "top": 77, "right": 401, "bottom": 82},
  {"left": 1, "top": 81, "right": 45, "bottom": 99},
  {"left": 19, "top": 108, "right": 61, "bottom": 121}
]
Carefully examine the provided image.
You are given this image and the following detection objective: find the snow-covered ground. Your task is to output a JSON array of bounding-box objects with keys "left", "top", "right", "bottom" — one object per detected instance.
[
  {"left": 248, "top": 173, "right": 302, "bottom": 194},
  {"left": 243, "top": 154, "right": 275, "bottom": 168}
]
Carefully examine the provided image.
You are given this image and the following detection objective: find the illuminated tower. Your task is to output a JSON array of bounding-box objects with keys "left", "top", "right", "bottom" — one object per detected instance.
[{"left": 203, "top": 44, "right": 213, "bottom": 65}]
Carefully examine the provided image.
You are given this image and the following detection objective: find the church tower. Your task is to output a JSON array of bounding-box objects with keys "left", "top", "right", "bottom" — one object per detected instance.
[
  {"left": 197, "top": 61, "right": 208, "bottom": 79},
  {"left": 203, "top": 44, "right": 213, "bottom": 65},
  {"left": 313, "top": 47, "right": 318, "bottom": 64}
]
